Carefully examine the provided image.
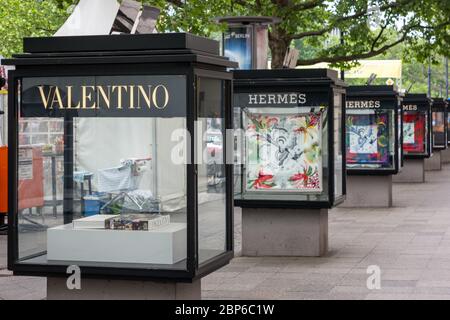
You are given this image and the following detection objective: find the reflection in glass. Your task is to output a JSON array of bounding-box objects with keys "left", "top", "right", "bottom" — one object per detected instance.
[
  {"left": 235, "top": 101, "right": 330, "bottom": 203},
  {"left": 403, "top": 111, "right": 428, "bottom": 155},
  {"left": 432, "top": 111, "right": 446, "bottom": 148},
  {"left": 346, "top": 110, "right": 394, "bottom": 170},
  {"left": 17, "top": 76, "right": 189, "bottom": 271},
  {"left": 197, "top": 77, "right": 227, "bottom": 265}
]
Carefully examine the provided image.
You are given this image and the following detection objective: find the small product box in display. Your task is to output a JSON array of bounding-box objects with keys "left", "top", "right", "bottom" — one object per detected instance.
[
  {"left": 393, "top": 93, "right": 432, "bottom": 183},
  {"left": 342, "top": 85, "right": 402, "bottom": 208},
  {"left": 2, "top": 33, "right": 236, "bottom": 299},
  {"left": 233, "top": 69, "right": 346, "bottom": 257}
]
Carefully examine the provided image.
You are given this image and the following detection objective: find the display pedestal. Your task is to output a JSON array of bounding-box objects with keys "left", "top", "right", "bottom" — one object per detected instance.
[
  {"left": 341, "top": 175, "right": 392, "bottom": 208},
  {"left": 242, "top": 208, "right": 328, "bottom": 257},
  {"left": 425, "top": 152, "right": 442, "bottom": 171},
  {"left": 393, "top": 159, "right": 425, "bottom": 183},
  {"left": 47, "top": 277, "right": 201, "bottom": 300},
  {"left": 442, "top": 148, "right": 450, "bottom": 164}
]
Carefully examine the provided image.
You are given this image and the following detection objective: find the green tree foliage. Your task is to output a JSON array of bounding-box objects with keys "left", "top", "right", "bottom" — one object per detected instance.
[
  {"left": 1, "top": 0, "right": 449, "bottom": 71},
  {"left": 0, "top": 0, "right": 72, "bottom": 58},
  {"left": 144, "top": 0, "right": 450, "bottom": 68}
]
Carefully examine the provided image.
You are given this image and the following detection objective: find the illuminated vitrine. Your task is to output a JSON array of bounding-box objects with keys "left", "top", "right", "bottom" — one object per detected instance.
[
  {"left": 431, "top": 98, "right": 448, "bottom": 150},
  {"left": 3, "top": 33, "right": 236, "bottom": 281},
  {"left": 233, "top": 69, "right": 346, "bottom": 209},
  {"left": 345, "top": 86, "right": 402, "bottom": 175},
  {"left": 402, "top": 94, "right": 432, "bottom": 159}
]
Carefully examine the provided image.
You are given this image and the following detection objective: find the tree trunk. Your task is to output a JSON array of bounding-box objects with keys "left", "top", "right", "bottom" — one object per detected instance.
[{"left": 269, "top": 26, "right": 292, "bottom": 69}]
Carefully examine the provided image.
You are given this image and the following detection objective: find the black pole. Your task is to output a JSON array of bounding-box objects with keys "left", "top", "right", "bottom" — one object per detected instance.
[{"left": 340, "top": 31, "right": 345, "bottom": 81}]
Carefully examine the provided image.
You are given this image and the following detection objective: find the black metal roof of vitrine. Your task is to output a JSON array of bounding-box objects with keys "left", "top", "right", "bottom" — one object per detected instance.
[
  {"left": 403, "top": 93, "right": 432, "bottom": 103},
  {"left": 432, "top": 97, "right": 449, "bottom": 110},
  {"left": 1, "top": 33, "right": 238, "bottom": 69},
  {"left": 347, "top": 85, "right": 400, "bottom": 98},
  {"left": 233, "top": 69, "right": 346, "bottom": 87}
]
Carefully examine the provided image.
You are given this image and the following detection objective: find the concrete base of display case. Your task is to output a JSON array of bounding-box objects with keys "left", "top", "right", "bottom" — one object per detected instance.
[
  {"left": 393, "top": 159, "right": 425, "bottom": 183},
  {"left": 442, "top": 148, "right": 450, "bottom": 163},
  {"left": 341, "top": 175, "right": 393, "bottom": 208},
  {"left": 441, "top": 148, "right": 450, "bottom": 163},
  {"left": 425, "top": 152, "right": 442, "bottom": 171},
  {"left": 241, "top": 208, "right": 328, "bottom": 257},
  {"left": 47, "top": 277, "right": 201, "bottom": 300}
]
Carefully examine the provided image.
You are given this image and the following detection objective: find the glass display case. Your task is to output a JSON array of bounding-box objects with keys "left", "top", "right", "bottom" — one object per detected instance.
[
  {"left": 431, "top": 98, "right": 448, "bottom": 150},
  {"left": 233, "top": 69, "right": 346, "bottom": 209},
  {"left": 448, "top": 99, "right": 450, "bottom": 145},
  {"left": 345, "top": 86, "right": 402, "bottom": 175},
  {"left": 402, "top": 94, "right": 432, "bottom": 159},
  {"left": 3, "top": 33, "right": 236, "bottom": 281}
]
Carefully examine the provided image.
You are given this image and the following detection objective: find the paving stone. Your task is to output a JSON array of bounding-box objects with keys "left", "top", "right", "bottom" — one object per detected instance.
[{"left": 3, "top": 165, "right": 450, "bottom": 299}]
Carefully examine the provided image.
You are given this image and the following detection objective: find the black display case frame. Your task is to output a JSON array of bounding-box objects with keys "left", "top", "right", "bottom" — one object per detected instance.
[
  {"left": 402, "top": 94, "right": 433, "bottom": 159},
  {"left": 233, "top": 69, "right": 347, "bottom": 209},
  {"left": 431, "top": 97, "right": 448, "bottom": 151},
  {"left": 3, "top": 33, "right": 237, "bottom": 282},
  {"left": 345, "top": 85, "right": 402, "bottom": 176}
]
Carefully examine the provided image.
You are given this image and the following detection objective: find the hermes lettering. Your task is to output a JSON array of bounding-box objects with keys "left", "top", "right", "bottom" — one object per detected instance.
[
  {"left": 346, "top": 100, "right": 381, "bottom": 109},
  {"left": 403, "top": 104, "right": 418, "bottom": 111},
  {"left": 37, "top": 84, "right": 170, "bottom": 110},
  {"left": 248, "top": 93, "right": 307, "bottom": 105}
]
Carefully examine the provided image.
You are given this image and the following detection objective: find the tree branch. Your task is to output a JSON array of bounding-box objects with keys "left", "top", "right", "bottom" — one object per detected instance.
[
  {"left": 290, "top": 0, "right": 324, "bottom": 11},
  {"left": 297, "top": 33, "right": 407, "bottom": 65},
  {"left": 165, "top": 0, "right": 185, "bottom": 7},
  {"left": 292, "top": 0, "right": 409, "bottom": 40},
  {"left": 295, "top": 18, "right": 450, "bottom": 66},
  {"left": 370, "top": 15, "right": 390, "bottom": 52}
]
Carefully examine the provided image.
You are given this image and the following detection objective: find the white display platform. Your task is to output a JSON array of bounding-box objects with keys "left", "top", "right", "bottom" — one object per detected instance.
[{"left": 47, "top": 223, "right": 187, "bottom": 265}]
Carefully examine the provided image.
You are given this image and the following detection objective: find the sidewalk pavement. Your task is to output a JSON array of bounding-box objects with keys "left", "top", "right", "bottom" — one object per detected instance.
[{"left": 2, "top": 165, "right": 450, "bottom": 300}]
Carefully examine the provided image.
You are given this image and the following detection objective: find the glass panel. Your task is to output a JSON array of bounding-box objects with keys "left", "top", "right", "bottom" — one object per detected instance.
[
  {"left": 432, "top": 111, "right": 446, "bottom": 148},
  {"left": 233, "top": 106, "right": 243, "bottom": 196},
  {"left": 234, "top": 92, "right": 329, "bottom": 202},
  {"left": 197, "top": 77, "right": 227, "bottom": 265},
  {"left": 17, "top": 75, "right": 188, "bottom": 271},
  {"left": 346, "top": 108, "right": 396, "bottom": 170},
  {"left": 403, "top": 111, "right": 429, "bottom": 156},
  {"left": 334, "top": 93, "right": 343, "bottom": 198}
]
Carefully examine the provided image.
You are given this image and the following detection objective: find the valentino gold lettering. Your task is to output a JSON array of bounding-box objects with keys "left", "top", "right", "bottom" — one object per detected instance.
[{"left": 37, "top": 84, "right": 170, "bottom": 110}]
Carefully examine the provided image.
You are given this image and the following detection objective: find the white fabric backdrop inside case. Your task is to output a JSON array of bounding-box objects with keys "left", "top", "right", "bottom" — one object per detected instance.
[{"left": 74, "top": 118, "right": 187, "bottom": 212}]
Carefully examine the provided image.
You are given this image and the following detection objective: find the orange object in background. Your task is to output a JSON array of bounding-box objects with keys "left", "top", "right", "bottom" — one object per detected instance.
[
  {"left": 0, "top": 146, "right": 7, "bottom": 214},
  {"left": 18, "top": 146, "right": 44, "bottom": 210}
]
